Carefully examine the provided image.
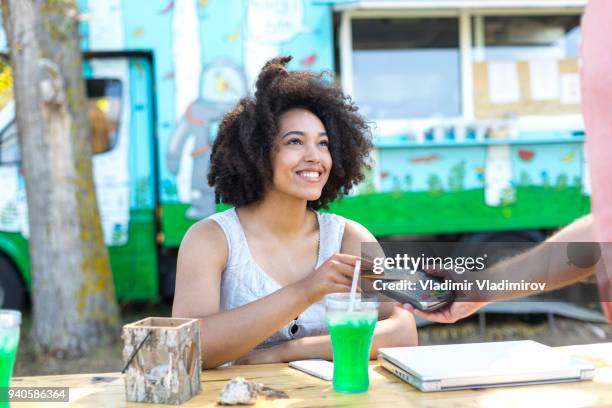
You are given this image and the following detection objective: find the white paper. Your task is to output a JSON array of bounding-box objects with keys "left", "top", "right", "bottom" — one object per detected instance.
[
  {"left": 488, "top": 61, "right": 520, "bottom": 103},
  {"left": 560, "top": 73, "right": 581, "bottom": 104},
  {"left": 529, "top": 60, "right": 560, "bottom": 101},
  {"left": 0, "top": 165, "right": 19, "bottom": 232},
  {"left": 485, "top": 145, "right": 515, "bottom": 207}
]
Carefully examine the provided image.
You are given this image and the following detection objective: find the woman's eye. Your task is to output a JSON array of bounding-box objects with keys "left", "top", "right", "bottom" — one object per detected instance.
[
  {"left": 319, "top": 140, "right": 329, "bottom": 147},
  {"left": 287, "top": 138, "right": 302, "bottom": 145}
]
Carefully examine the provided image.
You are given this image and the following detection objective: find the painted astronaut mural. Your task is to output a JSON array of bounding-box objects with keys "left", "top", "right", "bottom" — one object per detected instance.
[
  {"left": 167, "top": 0, "right": 306, "bottom": 219},
  {"left": 166, "top": 59, "right": 247, "bottom": 219}
]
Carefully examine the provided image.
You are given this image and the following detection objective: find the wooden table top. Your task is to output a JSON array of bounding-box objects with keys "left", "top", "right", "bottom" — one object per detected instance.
[{"left": 11, "top": 342, "right": 612, "bottom": 407}]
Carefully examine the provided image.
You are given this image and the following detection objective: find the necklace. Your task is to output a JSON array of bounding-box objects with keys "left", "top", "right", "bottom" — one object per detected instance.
[{"left": 291, "top": 210, "right": 320, "bottom": 336}]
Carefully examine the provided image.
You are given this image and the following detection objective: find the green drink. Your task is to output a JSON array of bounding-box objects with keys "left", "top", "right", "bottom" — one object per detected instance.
[
  {"left": 0, "top": 311, "right": 21, "bottom": 408},
  {"left": 326, "top": 294, "right": 379, "bottom": 393}
]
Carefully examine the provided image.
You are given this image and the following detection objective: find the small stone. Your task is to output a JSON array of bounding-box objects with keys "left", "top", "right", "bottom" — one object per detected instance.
[
  {"left": 217, "top": 377, "right": 261, "bottom": 405},
  {"left": 217, "top": 377, "right": 289, "bottom": 404}
]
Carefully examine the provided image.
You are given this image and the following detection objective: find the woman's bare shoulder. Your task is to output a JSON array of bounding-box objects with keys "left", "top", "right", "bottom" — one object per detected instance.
[
  {"left": 178, "top": 218, "right": 228, "bottom": 272},
  {"left": 173, "top": 219, "right": 228, "bottom": 318}
]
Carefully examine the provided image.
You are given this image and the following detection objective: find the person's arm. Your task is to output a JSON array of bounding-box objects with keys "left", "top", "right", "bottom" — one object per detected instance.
[
  {"left": 236, "top": 219, "right": 418, "bottom": 364},
  {"left": 581, "top": 0, "right": 612, "bottom": 323},
  {"left": 493, "top": 213, "right": 597, "bottom": 295},
  {"left": 401, "top": 214, "right": 598, "bottom": 323},
  {"left": 172, "top": 220, "right": 362, "bottom": 368}
]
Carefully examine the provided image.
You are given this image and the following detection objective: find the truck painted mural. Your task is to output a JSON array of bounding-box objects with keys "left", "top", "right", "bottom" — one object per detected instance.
[{"left": 334, "top": 129, "right": 590, "bottom": 236}]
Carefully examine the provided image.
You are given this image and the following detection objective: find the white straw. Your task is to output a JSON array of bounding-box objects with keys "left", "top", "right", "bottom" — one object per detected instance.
[{"left": 348, "top": 259, "right": 361, "bottom": 313}]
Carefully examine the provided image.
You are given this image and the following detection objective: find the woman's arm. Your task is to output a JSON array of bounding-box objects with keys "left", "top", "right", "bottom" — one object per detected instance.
[
  {"left": 172, "top": 220, "right": 308, "bottom": 368},
  {"left": 237, "top": 219, "right": 418, "bottom": 364},
  {"left": 461, "top": 213, "right": 598, "bottom": 300},
  {"left": 291, "top": 305, "right": 417, "bottom": 360},
  {"left": 172, "top": 220, "right": 362, "bottom": 368},
  {"left": 237, "top": 306, "right": 416, "bottom": 364}
]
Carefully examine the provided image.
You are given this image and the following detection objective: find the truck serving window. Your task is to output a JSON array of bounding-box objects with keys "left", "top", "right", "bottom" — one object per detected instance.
[
  {"left": 471, "top": 15, "right": 581, "bottom": 119},
  {"left": 351, "top": 17, "right": 461, "bottom": 120},
  {"left": 0, "top": 73, "right": 122, "bottom": 163}
]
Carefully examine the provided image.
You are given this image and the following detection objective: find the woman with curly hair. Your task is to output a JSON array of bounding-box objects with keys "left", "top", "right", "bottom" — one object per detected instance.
[{"left": 172, "top": 56, "right": 417, "bottom": 368}]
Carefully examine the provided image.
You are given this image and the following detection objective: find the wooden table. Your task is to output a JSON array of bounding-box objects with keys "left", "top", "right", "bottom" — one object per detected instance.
[{"left": 11, "top": 342, "right": 612, "bottom": 407}]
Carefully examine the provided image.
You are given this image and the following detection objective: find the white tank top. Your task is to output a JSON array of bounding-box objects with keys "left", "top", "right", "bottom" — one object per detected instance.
[{"left": 208, "top": 207, "right": 346, "bottom": 349}]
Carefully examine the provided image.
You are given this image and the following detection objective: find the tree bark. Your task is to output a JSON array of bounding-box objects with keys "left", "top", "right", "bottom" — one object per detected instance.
[{"left": 2, "top": 0, "right": 120, "bottom": 357}]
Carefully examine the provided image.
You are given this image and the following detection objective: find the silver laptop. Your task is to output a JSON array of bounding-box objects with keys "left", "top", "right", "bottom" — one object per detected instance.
[{"left": 378, "top": 340, "right": 594, "bottom": 392}]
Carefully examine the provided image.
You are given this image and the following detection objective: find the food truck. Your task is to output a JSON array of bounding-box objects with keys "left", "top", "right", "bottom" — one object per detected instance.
[{"left": 0, "top": 0, "right": 590, "bottom": 308}]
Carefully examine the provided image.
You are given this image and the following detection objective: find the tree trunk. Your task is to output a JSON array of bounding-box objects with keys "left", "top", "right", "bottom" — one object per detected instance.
[{"left": 2, "top": 0, "right": 120, "bottom": 357}]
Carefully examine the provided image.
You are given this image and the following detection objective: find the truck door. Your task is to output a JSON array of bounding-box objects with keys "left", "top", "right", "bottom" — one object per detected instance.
[{"left": 85, "top": 55, "right": 159, "bottom": 301}]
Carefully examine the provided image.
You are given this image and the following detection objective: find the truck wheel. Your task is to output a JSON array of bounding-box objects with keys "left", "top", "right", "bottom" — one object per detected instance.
[{"left": 0, "top": 254, "right": 27, "bottom": 310}]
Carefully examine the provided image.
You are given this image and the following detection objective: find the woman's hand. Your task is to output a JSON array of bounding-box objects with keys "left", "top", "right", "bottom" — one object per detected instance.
[
  {"left": 295, "top": 253, "right": 362, "bottom": 304},
  {"left": 235, "top": 344, "right": 286, "bottom": 365},
  {"left": 394, "top": 264, "right": 488, "bottom": 323}
]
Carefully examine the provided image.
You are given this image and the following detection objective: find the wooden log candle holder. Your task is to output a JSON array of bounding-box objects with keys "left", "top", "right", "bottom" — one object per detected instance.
[{"left": 122, "top": 317, "right": 201, "bottom": 404}]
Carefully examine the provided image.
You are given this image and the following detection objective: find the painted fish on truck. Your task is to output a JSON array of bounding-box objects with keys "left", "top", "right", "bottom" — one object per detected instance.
[{"left": 0, "top": 0, "right": 591, "bottom": 304}]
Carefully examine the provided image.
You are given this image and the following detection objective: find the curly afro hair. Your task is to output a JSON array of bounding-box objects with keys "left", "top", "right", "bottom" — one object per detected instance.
[{"left": 207, "top": 56, "right": 373, "bottom": 210}]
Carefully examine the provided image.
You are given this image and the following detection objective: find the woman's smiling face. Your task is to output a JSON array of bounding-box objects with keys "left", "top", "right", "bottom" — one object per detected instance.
[{"left": 270, "top": 108, "right": 332, "bottom": 202}]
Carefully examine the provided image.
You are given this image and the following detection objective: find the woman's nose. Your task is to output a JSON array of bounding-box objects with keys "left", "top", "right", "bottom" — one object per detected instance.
[{"left": 303, "top": 142, "right": 321, "bottom": 162}]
